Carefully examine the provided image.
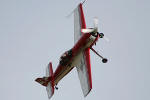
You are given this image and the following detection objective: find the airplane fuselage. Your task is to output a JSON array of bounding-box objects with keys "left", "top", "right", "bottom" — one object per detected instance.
[{"left": 53, "top": 33, "right": 98, "bottom": 85}]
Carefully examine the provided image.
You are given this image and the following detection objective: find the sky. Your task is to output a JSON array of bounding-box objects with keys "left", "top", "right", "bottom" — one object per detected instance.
[{"left": 0, "top": 0, "right": 150, "bottom": 100}]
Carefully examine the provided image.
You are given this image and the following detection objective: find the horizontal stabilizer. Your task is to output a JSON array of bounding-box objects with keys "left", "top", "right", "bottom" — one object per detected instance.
[
  {"left": 46, "top": 62, "right": 54, "bottom": 99},
  {"left": 35, "top": 77, "right": 51, "bottom": 87}
]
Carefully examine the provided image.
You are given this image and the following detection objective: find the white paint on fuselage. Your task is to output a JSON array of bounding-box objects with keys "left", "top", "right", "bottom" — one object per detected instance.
[{"left": 71, "top": 35, "right": 96, "bottom": 67}]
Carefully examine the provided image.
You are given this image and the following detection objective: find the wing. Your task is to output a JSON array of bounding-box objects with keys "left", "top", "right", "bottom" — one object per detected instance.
[
  {"left": 74, "top": 3, "right": 86, "bottom": 44},
  {"left": 76, "top": 48, "right": 92, "bottom": 97},
  {"left": 74, "top": 3, "right": 92, "bottom": 97}
]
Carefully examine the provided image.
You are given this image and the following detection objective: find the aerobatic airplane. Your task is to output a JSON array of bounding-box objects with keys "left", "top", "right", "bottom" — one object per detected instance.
[{"left": 35, "top": 2, "right": 108, "bottom": 99}]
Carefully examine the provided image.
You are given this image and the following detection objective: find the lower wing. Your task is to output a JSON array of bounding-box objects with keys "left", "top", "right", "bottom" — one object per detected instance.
[{"left": 76, "top": 48, "right": 92, "bottom": 97}]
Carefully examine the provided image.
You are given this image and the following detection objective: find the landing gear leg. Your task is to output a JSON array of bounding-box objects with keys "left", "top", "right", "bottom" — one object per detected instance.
[{"left": 90, "top": 47, "right": 108, "bottom": 63}]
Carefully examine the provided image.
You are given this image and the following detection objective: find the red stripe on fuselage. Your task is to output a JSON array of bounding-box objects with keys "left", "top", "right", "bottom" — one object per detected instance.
[
  {"left": 53, "top": 64, "right": 64, "bottom": 84},
  {"left": 53, "top": 33, "right": 91, "bottom": 85},
  {"left": 72, "top": 33, "right": 91, "bottom": 54}
]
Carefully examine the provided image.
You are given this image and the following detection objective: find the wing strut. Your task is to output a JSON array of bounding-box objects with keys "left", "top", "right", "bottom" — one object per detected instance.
[{"left": 90, "top": 47, "right": 108, "bottom": 63}]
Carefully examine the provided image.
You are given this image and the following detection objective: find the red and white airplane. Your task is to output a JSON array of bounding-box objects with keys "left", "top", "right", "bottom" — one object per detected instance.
[{"left": 35, "top": 2, "right": 108, "bottom": 99}]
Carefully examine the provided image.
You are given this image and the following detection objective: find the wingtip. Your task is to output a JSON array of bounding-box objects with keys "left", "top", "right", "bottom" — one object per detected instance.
[
  {"left": 35, "top": 78, "right": 40, "bottom": 82},
  {"left": 84, "top": 88, "right": 92, "bottom": 97}
]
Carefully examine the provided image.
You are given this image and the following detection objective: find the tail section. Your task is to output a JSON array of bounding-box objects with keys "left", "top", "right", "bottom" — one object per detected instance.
[
  {"left": 35, "top": 62, "right": 54, "bottom": 99},
  {"left": 46, "top": 62, "right": 54, "bottom": 99},
  {"left": 35, "top": 77, "right": 51, "bottom": 87}
]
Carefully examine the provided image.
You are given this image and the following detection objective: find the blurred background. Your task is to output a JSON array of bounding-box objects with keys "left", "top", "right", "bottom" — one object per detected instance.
[{"left": 0, "top": 0, "right": 150, "bottom": 100}]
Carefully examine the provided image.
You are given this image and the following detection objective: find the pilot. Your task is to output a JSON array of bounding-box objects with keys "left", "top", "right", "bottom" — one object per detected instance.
[{"left": 59, "top": 50, "right": 72, "bottom": 66}]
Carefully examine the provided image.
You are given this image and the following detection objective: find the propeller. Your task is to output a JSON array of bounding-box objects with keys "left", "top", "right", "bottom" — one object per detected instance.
[
  {"left": 93, "top": 17, "right": 99, "bottom": 29},
  {"left": 81, "top": 17, "right": 98, "bottom": 33},
  {"left": 81, "top": 17, "right": 110, "bottom": 42},
  {"left": 93, "top": 17, "right": 110, "bottom": 42},
  {"left": 103, "top": 36, "right": 110, "bottom": 42}
]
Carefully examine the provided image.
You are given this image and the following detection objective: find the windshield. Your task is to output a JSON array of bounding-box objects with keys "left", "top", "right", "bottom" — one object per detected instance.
[{"left": 59, "top": 49, "right": 72, "bottom": 65}]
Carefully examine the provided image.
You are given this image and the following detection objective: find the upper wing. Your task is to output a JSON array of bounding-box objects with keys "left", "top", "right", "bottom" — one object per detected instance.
[
  {"left": 74, "top": 3, "right": 86, "bottom": 44},
  {"left": 76, "top": 48, "right": 92, "bottom": 97}
]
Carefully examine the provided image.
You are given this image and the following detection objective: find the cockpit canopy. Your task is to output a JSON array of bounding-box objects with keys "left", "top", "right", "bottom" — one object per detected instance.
[{"left": 59, "top": 49, "right": 72, "bottom": 66}]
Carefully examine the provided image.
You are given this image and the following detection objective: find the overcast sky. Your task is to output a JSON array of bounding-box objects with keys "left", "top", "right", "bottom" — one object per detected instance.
[{"left": 0, "top": 0, "right": 150, "bottom": 100}]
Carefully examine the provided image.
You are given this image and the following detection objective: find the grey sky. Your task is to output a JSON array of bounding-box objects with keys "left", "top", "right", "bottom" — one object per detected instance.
[{"left": 0, "top": 0, "right": 150, "bottom": 100}]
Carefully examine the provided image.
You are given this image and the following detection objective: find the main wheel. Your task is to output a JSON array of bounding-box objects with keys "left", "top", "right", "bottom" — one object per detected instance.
[{"left": 102, "top": 58, "right": 108, "bottom": 63}]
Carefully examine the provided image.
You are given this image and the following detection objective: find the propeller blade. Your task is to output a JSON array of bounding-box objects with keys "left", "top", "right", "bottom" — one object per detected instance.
[
  {"left": 103, "top": 36, "right": 110, "bottom": 42},
  {"left": 93, "top": 17, "right": 99, "bottom": 28},
  {"left": 81, "top": 28, "right": 94, "bottom": 33}
]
